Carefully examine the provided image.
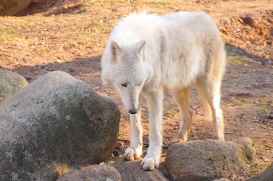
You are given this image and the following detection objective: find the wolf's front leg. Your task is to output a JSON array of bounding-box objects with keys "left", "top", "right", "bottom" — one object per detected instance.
[
  {"left": 124, "top": 106, "right": 143, "bottom": 161},
  {"left": 141, "top": 90, "right": 163, "bottom": 170}
]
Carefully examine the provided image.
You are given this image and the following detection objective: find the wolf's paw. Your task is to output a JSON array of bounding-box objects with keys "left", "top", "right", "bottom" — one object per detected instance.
[
  {"left": 140, "top": 156, "right": 159, "bottom": 171},
  {"left": 168, "top": 137, "right": 185, "bottom": 146},
  {"left": 124, "top": 146, "right": 142, "bottom": 161}
]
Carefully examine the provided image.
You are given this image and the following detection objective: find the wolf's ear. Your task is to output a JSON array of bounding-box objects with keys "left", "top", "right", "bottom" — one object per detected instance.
[
  {"left": 135, "top": 40, "right": 146, "bottom": 60},
  {"left": 110, "top": 40, "right": 122, "bottom": 63}
]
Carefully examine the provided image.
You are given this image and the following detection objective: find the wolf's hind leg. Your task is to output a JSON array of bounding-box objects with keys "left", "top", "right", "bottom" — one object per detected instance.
[
  {"left": 170, "top": 86, "right": 192, "bottom": 143},
  {"left": 124, "top": 99, "right": 143, "bottom": 161},
  {"left": 197, "top": 77, "right": 224, "bottom": 141}
]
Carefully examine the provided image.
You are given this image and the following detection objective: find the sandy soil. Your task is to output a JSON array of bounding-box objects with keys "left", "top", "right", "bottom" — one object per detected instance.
[{"left": 0, "top": 0, "right": 273, "bottom": 180}]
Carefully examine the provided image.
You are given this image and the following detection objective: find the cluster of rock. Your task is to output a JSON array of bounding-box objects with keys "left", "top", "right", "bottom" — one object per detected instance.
[
  {"left": 0, "top": 70, "right": 120, "bottom": 180},
  {"left": 0, "top": 69, "right": 272, "bottom": 181}
]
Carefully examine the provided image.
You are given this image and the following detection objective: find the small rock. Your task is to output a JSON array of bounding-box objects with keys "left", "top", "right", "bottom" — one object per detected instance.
[
  {"left": 112, "top": 158, "right": 168, "bottom": 181},
  {"left": 0, "top": 69, "right": 28, "bottom": 103},
  {"left": 165, "top": 137, "right": 256, "bottom": 181},
  {"left": 115, "top": 141, "right": 124, "bottom": 150},
  {"left": 214, "top": 178, "right": 229, "bottom": 181},
  {"left": 57, "top": 165, "right": 121, "bottom": 181},
  {"left": 240, "top": 15, "right": 256, "bottom": 27},
  {"left": 229, "top": 173, "right": 237, "bottom": 180}
]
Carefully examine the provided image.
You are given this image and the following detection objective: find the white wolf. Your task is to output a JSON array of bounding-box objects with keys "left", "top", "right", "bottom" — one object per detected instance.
[{"left": 101, "top": 11, "right": 226, "bottom": 171}]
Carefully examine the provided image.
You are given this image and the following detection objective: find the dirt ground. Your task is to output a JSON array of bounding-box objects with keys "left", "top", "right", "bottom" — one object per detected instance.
[{"left": 0, "top": 0, "right": 273, "bottom": 180}]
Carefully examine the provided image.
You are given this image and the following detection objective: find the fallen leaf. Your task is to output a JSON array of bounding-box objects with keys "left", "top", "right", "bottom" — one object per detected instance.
[{"left": 261, "top": 156, "right": 270, "bottom": 162}]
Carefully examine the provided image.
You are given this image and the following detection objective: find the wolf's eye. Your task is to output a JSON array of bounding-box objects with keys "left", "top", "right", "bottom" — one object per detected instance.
[{"left": 121, "top": 83, "right": 127, "bottom": 87}]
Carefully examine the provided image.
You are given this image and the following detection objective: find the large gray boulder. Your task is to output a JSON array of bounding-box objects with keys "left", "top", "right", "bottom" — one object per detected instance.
[
  {"left": 165, "top": 137, "right": 256, "bottom": 181},
  {"left": 57, "top": 165, "right": 121, "bottom": 181},
  {"left": 112, "top": 158, "right": 168, "bottom": 181},
  {"left": 249, "top": 163, "right": 273, "bottom": 181},
  {"left": 0, "top": 71, "right": 120, "bottom": 181},
  {"left": 0, "top": 0, "right": 41, "bottom": 16},
  {"left": 0, "top": 69, "right": 28, "bottom": 103}
]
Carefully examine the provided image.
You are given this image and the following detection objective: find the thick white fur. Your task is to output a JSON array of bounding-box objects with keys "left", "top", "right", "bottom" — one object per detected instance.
[{"left": 101, "top": 11, "right": 226, "bottom": 171}]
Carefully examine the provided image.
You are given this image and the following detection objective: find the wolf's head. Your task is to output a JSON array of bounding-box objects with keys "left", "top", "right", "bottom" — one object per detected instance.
[{"left": 101, "top": 40, "right": 153, "bottom": 114}]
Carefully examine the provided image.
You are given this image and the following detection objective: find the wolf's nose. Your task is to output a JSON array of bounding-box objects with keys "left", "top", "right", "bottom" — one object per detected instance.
[{"left": 129, "top": 108, "right": 137, "bottom": 114}]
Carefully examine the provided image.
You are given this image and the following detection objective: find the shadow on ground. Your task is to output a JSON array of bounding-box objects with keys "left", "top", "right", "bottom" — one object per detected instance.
[
  {"left": 0, "top": 55, "right": 101, "bottom": 83},
  {"left": 16, "top": 0, "right": 86, "bottom": 16},
  {"left": 225, "top": 44, "right": 273, "bottom": 66},
  {"left": 1, "top": 43, "right": 271, "bottom": 85}
]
